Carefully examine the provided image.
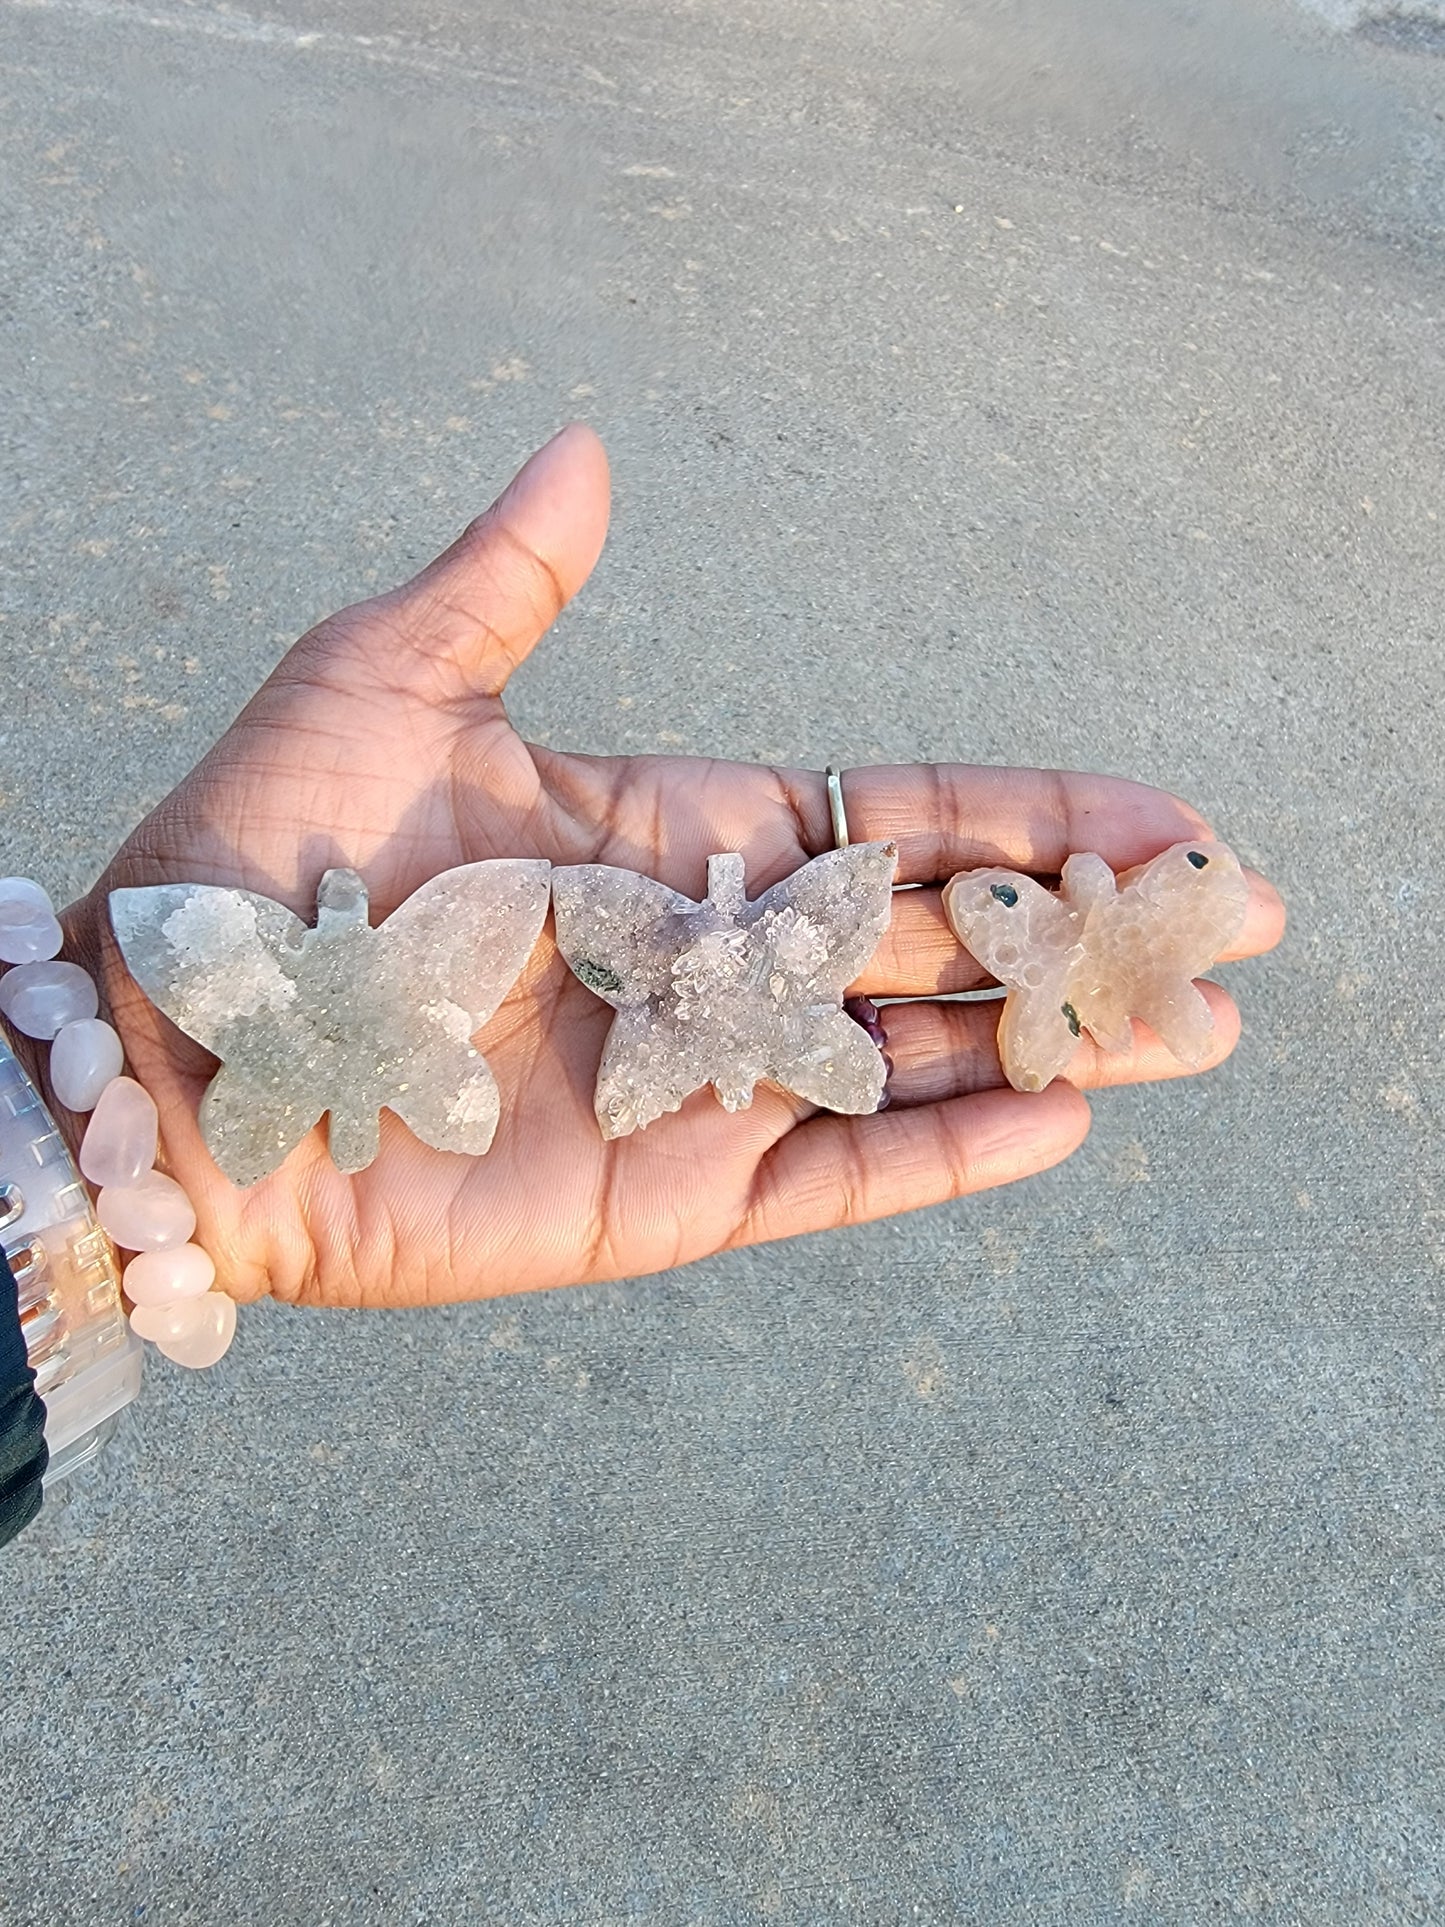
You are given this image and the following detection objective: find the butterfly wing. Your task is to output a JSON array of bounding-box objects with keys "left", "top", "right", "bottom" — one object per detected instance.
[
  {"left": 592, "top": 1005, "right": 711, "bottom": 1136},
  {"left": 551, "top": 864, "right": 700, "bottom": 1007},
  {"left": 385, "top": 1042, "right": 501, "bottom": 1161},
  {"left": 377, "top": 859, "right": 551, "bottom": 1028},
  {"left": 1106, "top": 841, "right": 1249, "bottom": 980},
  {"left": 941, "top": 868, "right": 1079, "bottom": 987},
  {"left": 768, "top": 1007, "right": 887, "bottom": 1115},
  {"left": 199, "top": 1058, "right": 324, "bottom": 1188},
  {"left": 109, "top": 883, "right": 308, "bottom": 1058},
  {"left": 745, "top": 841, "right": 898, "bottom": 993},
  {"left": 1093, "top": 840, "right": 1249, "bottom": 1066},
  {"left": 943, "top": 868, "right": 1083, "bottom": 1092}
]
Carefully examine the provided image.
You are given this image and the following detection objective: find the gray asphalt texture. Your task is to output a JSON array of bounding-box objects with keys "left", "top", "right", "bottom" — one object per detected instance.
[{"left": 2, "top": 0, "right": 1443, "bottom": 1920}]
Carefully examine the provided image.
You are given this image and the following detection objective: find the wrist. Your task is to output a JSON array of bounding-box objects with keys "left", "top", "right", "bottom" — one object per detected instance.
[
  {"left": 0, "top": 988, "right": 142, "bottom": 1475},
  {"left": 6, "top": 896, "right": 105, "bottom": 1166},
  {"left": 0, "top": 874, "right": 242, "bottom": 1371}
]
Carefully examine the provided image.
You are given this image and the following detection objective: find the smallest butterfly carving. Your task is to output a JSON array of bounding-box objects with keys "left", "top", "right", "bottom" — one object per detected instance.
[{"left": 943, "top": 840, "right": 1249, "bottom": 1093}]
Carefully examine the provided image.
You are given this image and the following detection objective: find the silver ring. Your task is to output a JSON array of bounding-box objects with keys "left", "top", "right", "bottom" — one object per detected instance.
[{"left": 824, "top": 765, "right": 850, "bottom": 850}]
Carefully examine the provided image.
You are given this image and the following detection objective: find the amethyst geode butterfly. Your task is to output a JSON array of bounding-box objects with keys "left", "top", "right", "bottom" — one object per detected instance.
[{"left": 552, "top": 843, "right": 897, "bottom": 1138}]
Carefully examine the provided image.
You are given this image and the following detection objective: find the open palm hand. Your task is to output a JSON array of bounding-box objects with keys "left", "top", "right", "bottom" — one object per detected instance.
[{"left": 66, "top": 426, "right": 1284, "bottom": 1309}]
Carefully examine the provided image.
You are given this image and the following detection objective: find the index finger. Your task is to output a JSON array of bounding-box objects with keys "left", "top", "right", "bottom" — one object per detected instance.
[
  {"left": 826, "top": 764, "right": 1216, "bottom": 886},
  {"left": 856, "top": 867, "right": 1286, "bottom": 996}
]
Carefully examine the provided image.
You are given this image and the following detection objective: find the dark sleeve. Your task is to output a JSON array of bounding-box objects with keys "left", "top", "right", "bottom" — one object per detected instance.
[{"left": 0, "top": 1247, "right": 47, "bottom": 1546}]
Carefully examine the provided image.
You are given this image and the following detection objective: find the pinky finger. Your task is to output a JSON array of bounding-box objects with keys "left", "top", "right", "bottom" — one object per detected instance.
[{"left": 728, "top": 1082, "right": 1091, "bottom": 1248}]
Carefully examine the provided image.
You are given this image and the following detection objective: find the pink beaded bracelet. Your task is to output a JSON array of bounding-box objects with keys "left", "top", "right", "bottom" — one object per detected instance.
[{"left": 0, "top": 874, "right": 233, "bottom": 1370}]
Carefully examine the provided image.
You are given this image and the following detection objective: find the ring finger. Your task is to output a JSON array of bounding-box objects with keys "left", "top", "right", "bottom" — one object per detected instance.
[{"left": 879, "top": 979, "right": 1243, "bottom": 1106}]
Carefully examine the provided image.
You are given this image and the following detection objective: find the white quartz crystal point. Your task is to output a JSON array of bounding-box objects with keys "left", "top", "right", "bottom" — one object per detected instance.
[
  {"left": 942, "top": 839, "right": 1250, "bottom": 1094},
  {"left": 109, "top": 860, "right": 551, "bottom": 1185},
  {"left": 0, "top": 959, "right": 98, "bottom": 1039},
  {"left": 552, "top": 841, "right": 898, "bottom": 1139},
  {"left": 50, "top": 1017, "right": 126, "bottom": 1112},
  {"left": 130, "top": 1291, "right": 236, "bottom": 1368}
]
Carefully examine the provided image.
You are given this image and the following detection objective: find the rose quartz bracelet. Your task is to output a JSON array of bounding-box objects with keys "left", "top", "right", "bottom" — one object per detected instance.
[{"left": 0, "top": 875, "right": 233, "bottom": 1369}]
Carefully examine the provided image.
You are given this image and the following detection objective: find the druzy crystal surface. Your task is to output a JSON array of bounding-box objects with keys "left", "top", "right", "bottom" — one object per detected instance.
[
  {"left": 942, "top": 839, "right": 1249, "bottom": 1093},
  {"left": 110, "top": 862, "right": 550, "bottom": 1184},
  {"left": 552, "top": 843, "right": 898, "bottom": 1139}
]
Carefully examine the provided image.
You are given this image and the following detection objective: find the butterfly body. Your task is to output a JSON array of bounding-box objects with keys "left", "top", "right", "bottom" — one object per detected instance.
[
  {"left": 943, "top": 840, "right": 1249, "bottom": 1093},
  {"left": 552, "top": 844, "right": 898, "bottom": 1138},
  {"left": 110, "top": 861, "right": 550, "bottom": 1184}
]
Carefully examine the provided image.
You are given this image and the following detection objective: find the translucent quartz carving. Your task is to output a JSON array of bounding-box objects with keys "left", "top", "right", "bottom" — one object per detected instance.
[
  {"left": 50, "top": 1017, "right": 125, "bottom": 1112},
  {"left": 0, "top": 960, "right": 98, "bottom": 1039},
  {"left": 110, "top": 862, "right": 551, "bottom": 1184},
  {"left": 942, "top": 839, "right": 1249, "bottom": 1093},
  {"left": 552, "top": 843, "right": 898, "bottom": 1138}
]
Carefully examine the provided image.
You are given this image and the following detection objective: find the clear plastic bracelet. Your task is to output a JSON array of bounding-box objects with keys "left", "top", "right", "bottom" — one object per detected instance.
[{"left": 0, "top": 1032, "right": 142, "bottom": 1479}]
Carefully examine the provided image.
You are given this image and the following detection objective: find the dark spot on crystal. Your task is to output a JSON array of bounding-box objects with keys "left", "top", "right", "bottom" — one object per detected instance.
[
  {"left": 1186, "top": 850, "right": 1208, "bottom": 869},
  {"left": 1061, "top": 1001, "right": 1081, "bottom": 1038},
  {"left": 574, "top": 957, "right": 624, "bottom": 996},
  {"left": 990, "top": 882, "right": 1019, "bottom": 907}
]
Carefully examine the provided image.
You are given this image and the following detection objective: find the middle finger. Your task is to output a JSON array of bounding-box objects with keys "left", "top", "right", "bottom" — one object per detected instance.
[{"left": 854, "top": 871, "right": 1286, "bottom": 997}]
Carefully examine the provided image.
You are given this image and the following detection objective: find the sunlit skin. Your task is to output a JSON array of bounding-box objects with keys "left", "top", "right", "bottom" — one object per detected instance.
[{"left": 48, "top": 425, "right": 1284, "bottom": 1309}]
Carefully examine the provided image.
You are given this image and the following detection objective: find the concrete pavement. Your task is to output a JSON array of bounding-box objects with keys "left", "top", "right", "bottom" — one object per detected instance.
[{"left": 1, "top": 0, "right": 1441, "bottom": 1919}]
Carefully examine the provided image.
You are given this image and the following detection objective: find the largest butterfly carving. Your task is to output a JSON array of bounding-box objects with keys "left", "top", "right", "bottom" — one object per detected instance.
[
  {"left": 552, "top": 843, "right": 898, "bottom": 1138},
  {"left": 110, "top": 862, "right": 550, "bottom": 1184}
]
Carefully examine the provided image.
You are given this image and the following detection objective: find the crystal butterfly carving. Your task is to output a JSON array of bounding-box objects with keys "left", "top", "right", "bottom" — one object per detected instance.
[
  {"left": 943, "top": 840, "right": 1249, "bottom": 1093},
  {"left": 552, "top": 843, "right": 898, "bottom": 1138},
  {"left": 110, "top": 862, "right": 551, "bottom": 1184}
]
